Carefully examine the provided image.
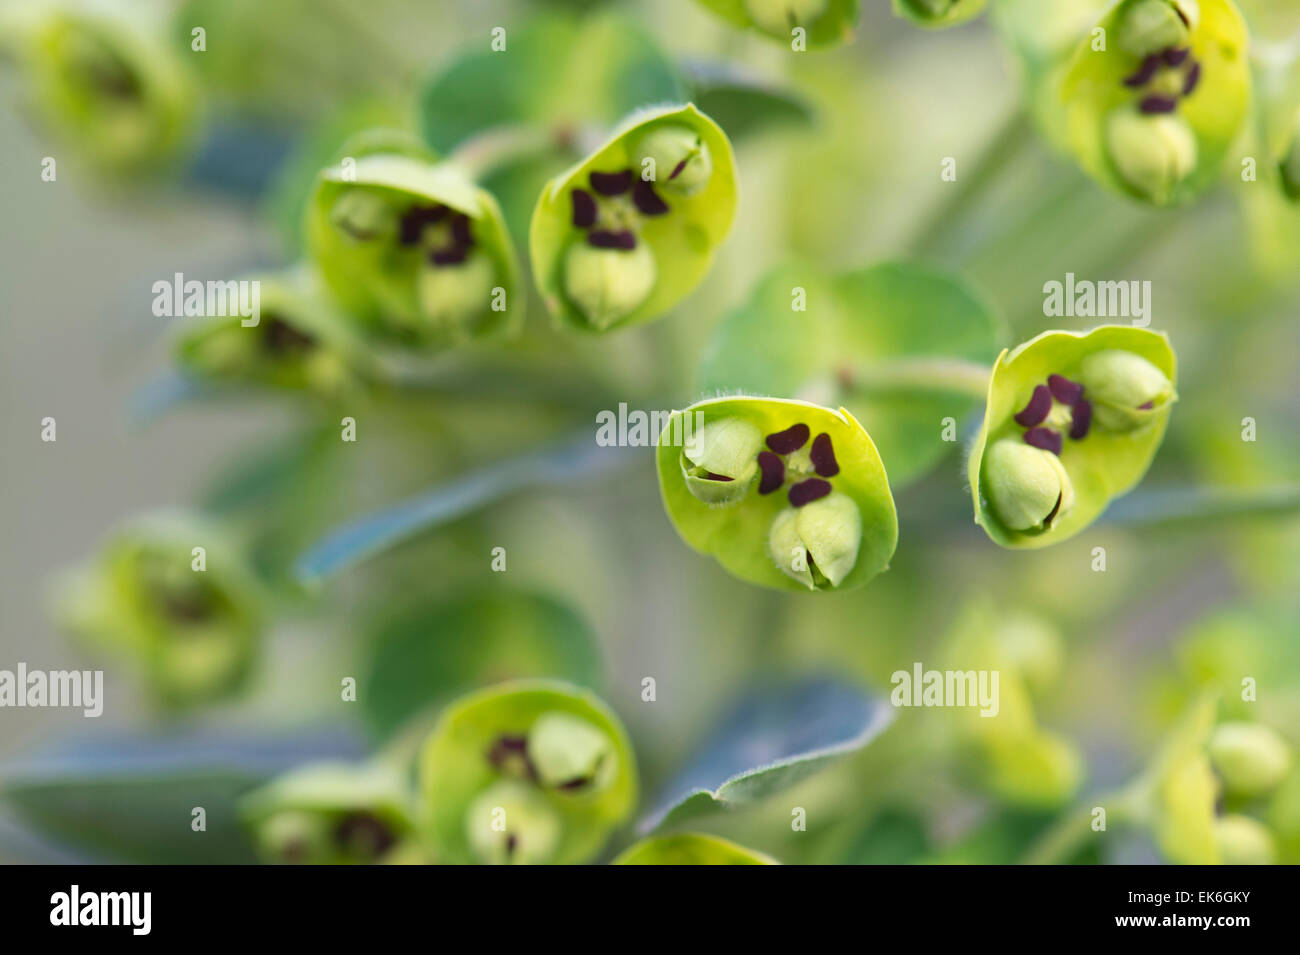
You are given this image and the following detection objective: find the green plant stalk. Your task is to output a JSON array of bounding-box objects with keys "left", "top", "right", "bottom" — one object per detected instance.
[
  {"left": 1019, "top": 785, "right": 1143, "bottom": 864},
  {"left": 841, "top": 357, "right": 992, "bottom": 399},
  {"left": 906, "top": 109, "right": 1035, "bottom": 257}
]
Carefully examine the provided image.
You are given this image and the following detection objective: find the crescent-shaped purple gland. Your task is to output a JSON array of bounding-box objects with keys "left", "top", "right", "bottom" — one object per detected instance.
[
  {"left": 757, "top": 451, "right": 785, "bottom": 494},
  {"left": 766, "top": 423, "right": 810, "bottom": 454},
  {"left": 789, "top": 478, "right": 832, "bottom": 508},
  {"left": 1014, "top": 385, "right": 1052, "bottom": 427},
  {"left": 809, "top": 432, "right": 840, "bottom": 477}
]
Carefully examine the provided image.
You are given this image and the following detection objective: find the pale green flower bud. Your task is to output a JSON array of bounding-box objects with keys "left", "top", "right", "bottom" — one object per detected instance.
[
  {"left": 768, "top": 492, "right": 862, "bottom": 590},
  {"left": 562, "top": 241, "right": 656, "bottom": 330},
  {"left": 1118, "top": 0, "right": 1198, "bottom": 58},
  {"left": 1077, "top": 348, "right": 1175, "bottom": 432},
  {"left": 1213, "top": 814, "right": 1277, "bottom": 865},
  {"left": 983, "top": 439, "right": 1074, "bottom": 532},
  {"left": 465, "top": 779, "right": 562, "bottom": 865},
  {"left": 527, "top": 711, "right": 617, "bottom": 794},
  {"left": 1105, "top": 110, "right": 1198, "bottom": 206},
  {"left": 1208, "top": 722, "right": 1291, "bottom": 798},
  {"left": 630, "top": 124, "right": 714, "bottom": 196},
  {"left": 417, "top": 250, "right": 496, "bottom": 336},
  {"left": 329, "top": 187, "right": 394, "bottom": 241},
  {"left": 681, "top": 417, "right": 763, "bottom": 505}
]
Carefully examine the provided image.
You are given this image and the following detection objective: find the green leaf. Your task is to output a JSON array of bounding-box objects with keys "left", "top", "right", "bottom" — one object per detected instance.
[
  {"left": 968, "top": 326, "right": 1177, "bottom": 548},
  {"left": 698, "top": 262, "right": 1003, "bottom": 488},
  {"left": 418, "top": 13, "right": 685, "bottom": 155},
  {"left": 361, "top": 592, "right": 604, "bottom": 737},
  {"left": 682, "top": 59, "right": 815, "bottom": 140},
  {"left": 693, "top": 0, "right": 861, "bottom": 50},
  {"left": 294, "top": 436, "right": 637, "bottom": 584},
  {"left": 418, "top": 680, "right": 637, "bottom": 864},
  {"left": 642, "top": 678, "right": 893, "bottom": 832},
  {"left": 1061, "top": 0, "right": 1252, "bottom": 205},
  {"left": 0, "top": 730, "right": 364, "bottom": 864},
  {"left": 530, "top": 103, "right": 738, "bottom": 332},
  {"left": 657, "top": 396, "right": 897, "bottom": 593},
  {"left": 613, "top": 832, "right": 778, "bottom": 864}
]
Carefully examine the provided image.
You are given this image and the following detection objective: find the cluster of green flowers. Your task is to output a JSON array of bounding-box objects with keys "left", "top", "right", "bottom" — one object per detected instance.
[{"left": 241, "top": 680, "right": 775, "bottom": 865}]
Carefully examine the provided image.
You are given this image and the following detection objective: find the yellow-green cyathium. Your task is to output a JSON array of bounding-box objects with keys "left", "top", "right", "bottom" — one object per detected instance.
[
  {"left": 305, "top": 131, "right": 520, "bottom": 349},
  {"left": 418, "top": 681, "right": 637, "bottom": 865},
  {"left": 530, "top": 104, "right": 737, "bottom": 333},
  {"left": 51, "top": 513, "right": 262, "bottom": 708},
  {"left": 657, "top": 396, "right": 897, "bottom": 593},
  {"left": 1062, "top": 0, "right": 1250, "bottom": 204},
  {"left": 241, "top": 761, "right": 419, "bottom": 865},
  {"left": 0, "top": 0, "right": 196, "bottom": 173},
  {"left": 174, "top": 268, "right": 375, "bottom": 396},
  {"left": 969, "top": 326, "right": 1177, "bottom": 548}
]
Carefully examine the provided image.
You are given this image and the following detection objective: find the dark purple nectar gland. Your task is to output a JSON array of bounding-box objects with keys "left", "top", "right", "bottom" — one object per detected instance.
[
  {"left": 789, "top": 478, "right": 832, "bottom": 508},
  {"left": 809, "top": 432, "right": 840, "bottom": 477},
  {"left": 1140, "top": 95, "right": 1179, "bottom": 114},
  {"left": 757, "top": 451, "right": 785, "bottom": 494},
  {"left": 632, "top": 179, "right": 669, "bottom": 216},
  {"left": 333, "top": 811, "right": 396, "bottom": 860},
  {"left": 589, "top": 169, "right": 634, "bottom": 196},
  {"left": 766, "top": 423, "right": 810, "bottom": 454},
  {"left": 1014, "top": 384, "right": 1052, "bottom": 427},
  {"left": 1069, "top": 398, "right": 1093, "bottom": 440},
  {"left": 1024, "top": 427, "right": 1063, "bottom": 456},
  {"left": 571, "top": 188, "right": 597, "bottom": 228},
  {"left": 588, "top": 229, "right": 637, "bottom": 250},
  {"left": 1047, "top": 373, "right": 1085, "bottom": 406}
]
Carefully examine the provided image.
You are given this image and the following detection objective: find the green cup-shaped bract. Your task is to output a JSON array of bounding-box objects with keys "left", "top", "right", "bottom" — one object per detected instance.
[
  {"left": 241, "top": 762, "right": 417, "bottom": 865},
  {"left": 1061, "top": 0, "right": 1250, "bottom": 205},
  {"left": 657, "top": 396, "right": 897, "bottom": 593},
  {"left": 893, "top": 0, "right": 987, "bottom": 30},
  {"left": 968, "top": 326, "right": 1177, "bottom": 548},
  {"left": 613, "top": 833, "right": 778, "bottom": 864},
  {"left": 1208, "top": 722, "right": 1292, "bottom": 798},
  {"left": 52, "top": 513, "right": 262, "bottom": 708},
  {"left": 3, "top": 2, "right": 196, "bottom": 173},
  {"left": 305, "top": 141, "right": 521, "bottom": 349},
  {"left": 174, "top": 268, "right": 375, "bottom": 396},
  {"left": 530, "top": 104, "right": 737, "bottom": 333},
  {"left": 695, "top": 0, "right": 861, "bottom": 49},
  {"left": 418, "top": 681, "right": 637, "bottom": 865},
  {"left": 1213, "top": 814, "right": 1277, "bottom": 864}
]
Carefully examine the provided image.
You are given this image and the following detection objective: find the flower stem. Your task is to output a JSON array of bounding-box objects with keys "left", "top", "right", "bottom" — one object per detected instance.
[
  {"left": 841, "top": 357, "right": 992, "bottom": 400},
  {"left": 1020, "top": 787, "right": 1141, "bottom": 864},
  {"left": 445, "top": 125, "right": 566, "bottom": 182},
  {"left": 1103, "top": 484, "right": 1300, "bottom": 526}
]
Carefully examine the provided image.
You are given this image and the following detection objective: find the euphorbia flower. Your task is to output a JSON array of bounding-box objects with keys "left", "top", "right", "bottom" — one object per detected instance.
[
  {"left": 1061, "top": 0, "right": 1250, "bottom": 204},
  {"left": 305, "top": 131, "right": 521, "bottom": 349},
  {"left": 418, "top": 681, "right": 637, "bottom": 865},
  {"left": 174, "top": 268, "right": 375, "bottom": 396},
  {"left": 968, "top": 326, "right": 1177, "bottom": 547},
  {"left": 52, "top": 513, "right": 262, "bottom": 708},
  {"left": 530, "top": 104, "right": 737, "bottom": 332},
  {"left": 657, "top": 396, "right": 897, "bottom": 592},
  {"left": 0, "top": 1, "right": 196, "bottom": 173},
  {"left": 242, "top": 762, "right": 418, "bottom": 865}
]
